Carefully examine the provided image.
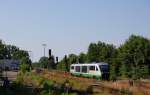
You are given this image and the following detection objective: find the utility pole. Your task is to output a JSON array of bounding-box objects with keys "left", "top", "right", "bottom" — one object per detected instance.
[
  {"left": 3, "top": 45, "right": 7, "bottom": 78},
  {"left": 42, "top": 44, "right": 46, "bottom": 57},
  {"left": 28, "top": 50, "right": 31, "bottom": 59},
  {"left": 28, "top": 50, "right": 33, "bottom": 62}
]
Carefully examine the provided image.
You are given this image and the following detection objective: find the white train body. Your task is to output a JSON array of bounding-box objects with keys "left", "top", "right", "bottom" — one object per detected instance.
[{"left": 70, "top": 62, "right": 109, "bottom": 79}]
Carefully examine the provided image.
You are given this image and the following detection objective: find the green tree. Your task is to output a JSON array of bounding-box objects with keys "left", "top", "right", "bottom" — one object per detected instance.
[
  {"left": 97, "top": 42, "right": 117, "bottom": 63},
  {"left": 68, "top": 54, "right": 78, "bottom": 64},
  {"left": 119, "top": 63, "right": 127, "bottom": 78},
  {"left": 20, "top": 57, "right": 31, "bottom": 73},
  {"left": 64, "top": 55, "right": 69, "bottom": 71},
  {"left": 118, "top": 35, "right": 150, "bottom": 79},
  {"left": 32, "top": 62, "right": 41, "bottom": 68},
  {"left": 57, "top": 55, "right": 75, "bottom": 71},
  {"left": 139, "top": 65, "right": 149, "bottom": 79},
  {"left": 0, "top": 40, "right": 7, "bottom": 59},
  {"left": 57, "top": 57, "right": 67, "bottom": 71},
  {"left": 12, "top": 50, "right": 29, "bottom": 60},
  {"left": 48, "top": 55, "right": 56, "bottom": 69},
  {"left": 39, "top": 56, "right": 49, "bottom": 68},
  {"left": 78, "top": 53, "right": 87, "bottom": 63},
  {"left": 109, "top": 63, "right": 117, "bottom": 81},
  {"left": 87, "top": 41, "right": 117, "bottom": 63},
  {"left": 87, "top": 43, "right": 99, "bottom": 62},
  {"left": 6, "top": 45, "right": 19, "bottom": 59}
]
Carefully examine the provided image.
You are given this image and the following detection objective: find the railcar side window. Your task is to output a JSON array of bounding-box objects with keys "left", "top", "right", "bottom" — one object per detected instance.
[
  {"left": 82, "top": 66, "right": 87, "bottom": 73},
  {"left": 99, "top": 65, "right": 108, "bottom": 72},
  {"left": 89, "top": 66, "right": 95, "bottom": 70},
  {"left": 76, "top": 66, "right": 80, "bottom": 72},
  {"left": 71, "top": 66, "right": 74, "bottom": 69},
  {"left": 96, "top": 67, "right": 98, "bottom": 71}
]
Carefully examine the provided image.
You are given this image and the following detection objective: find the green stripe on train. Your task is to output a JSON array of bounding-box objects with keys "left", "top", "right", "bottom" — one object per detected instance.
[{"left": 72, "top": 72, "right": 101, "bottom": 79}]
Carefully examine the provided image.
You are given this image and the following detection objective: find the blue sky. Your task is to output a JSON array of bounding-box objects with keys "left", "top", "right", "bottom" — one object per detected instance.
[{"left": 0, "top": 0, "right": 150, "bottom": 62}]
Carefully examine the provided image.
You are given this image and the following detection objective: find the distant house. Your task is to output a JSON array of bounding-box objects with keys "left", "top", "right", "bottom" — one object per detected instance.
[{"left": 0, "top": 60, "right": 20, "bottom": 70}]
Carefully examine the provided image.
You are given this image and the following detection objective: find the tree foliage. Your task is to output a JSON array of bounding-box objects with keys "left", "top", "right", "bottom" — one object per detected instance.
[
  {"left": 0, "top": 39, "right": 32, "bottom": 73},
  {"left": 87, "top": 41, "right": 117, "bottom": 63},
  {"left": 78, "top": 53, "right": 87, "bottom": 63},
  {"left": 56, "top": 34, "right": 150, "bottom": 80},
  {"left": 20, "top": 57, "right": 32, "bottom": 73},
  {"left": 57, "top": 55, "right": 68, "bottom": 71},
  {"left": 39, "top": 56, "right": 49, "bottom": 68},
  {"left": 48, "top": 55, "right": 56, "bottom": 69},
  {"left": 56, "top": 54, "right": 78, "bottom": 71},
  {"left": 118, "top": 35, "right": 150, "bottom": 79}
]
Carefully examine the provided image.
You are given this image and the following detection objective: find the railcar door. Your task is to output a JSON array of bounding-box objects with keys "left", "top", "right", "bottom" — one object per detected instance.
[{"left": 99, "top": 65, "right": 109, "bottom": 80}]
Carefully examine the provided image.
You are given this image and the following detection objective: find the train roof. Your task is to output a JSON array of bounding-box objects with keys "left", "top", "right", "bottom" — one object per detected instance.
[{"left": 71, "top": 62, "right": 108, "bottom": 66}]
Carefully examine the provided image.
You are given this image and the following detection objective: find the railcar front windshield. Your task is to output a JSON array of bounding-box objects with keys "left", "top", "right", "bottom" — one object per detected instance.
[{"left": 99, "top": 65, "right": 109, "bottom": 73}]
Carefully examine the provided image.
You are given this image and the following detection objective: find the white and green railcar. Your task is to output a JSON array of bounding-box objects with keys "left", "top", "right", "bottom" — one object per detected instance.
[{"left": 70, "top": 62, "right": 109, "bottom": 79}]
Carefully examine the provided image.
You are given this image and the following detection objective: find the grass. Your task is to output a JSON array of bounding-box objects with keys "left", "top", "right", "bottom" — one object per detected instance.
[
  {"left": 18, "top": 70, "right": 150, "bottom": 95},
  {"left": 101, "top": 80, "right": 150, "bottom": 95},
  {"left": 42, "top": 70, "right": 95, "bottom": 91}
]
